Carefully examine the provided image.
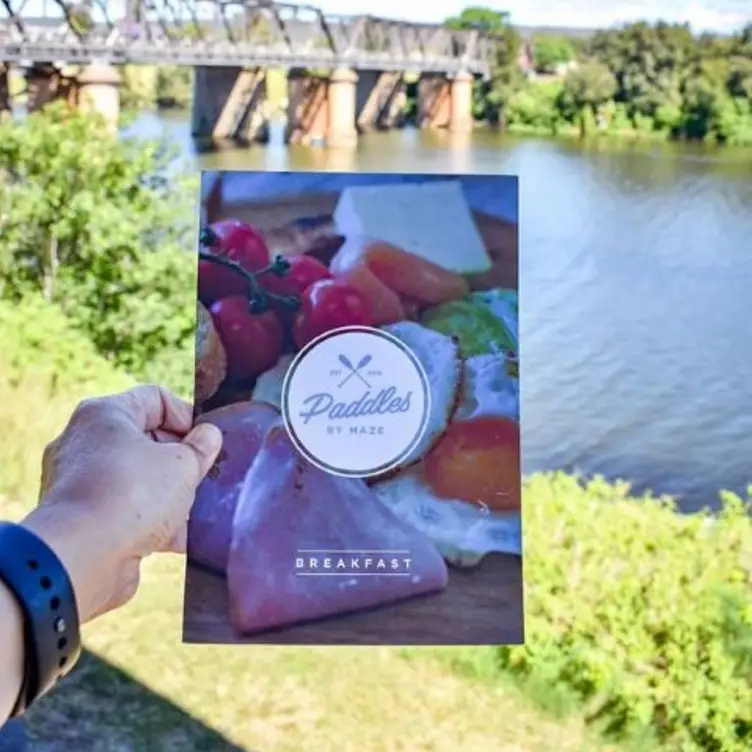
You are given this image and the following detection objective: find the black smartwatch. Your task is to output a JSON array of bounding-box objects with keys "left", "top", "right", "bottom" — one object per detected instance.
[{"left": 0, "top": 522, "right": 82, "bottom": 717}]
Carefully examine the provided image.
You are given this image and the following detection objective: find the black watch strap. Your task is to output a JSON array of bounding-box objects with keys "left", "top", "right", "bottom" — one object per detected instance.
[{"left": 0, "top": 522, "right": 82, "bottom": 717}]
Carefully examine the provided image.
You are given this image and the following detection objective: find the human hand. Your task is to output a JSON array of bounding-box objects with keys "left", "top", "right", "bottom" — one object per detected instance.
[{"left": 22, "top": 385, "right": 222, "bottom": 623}]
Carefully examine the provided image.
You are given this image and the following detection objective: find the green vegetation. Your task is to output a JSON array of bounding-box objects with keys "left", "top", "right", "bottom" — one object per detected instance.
[
  {"left": 445, "top": 9, "right": 752, "bottom": 145},
  {"left": 532, "top": 35, "right": 575, "bottom": 74},
  {"left": 120, "top": 65, "right": 193, "bottom": 111},
  {"left": 505, "top": 474, "right": 750, "bottom": 751},
  {"left": 0, "top": 107, "right": 750, "bottom": 749},
  {"left": 0, "top": 103, "right": 197, "bottom": 395}
]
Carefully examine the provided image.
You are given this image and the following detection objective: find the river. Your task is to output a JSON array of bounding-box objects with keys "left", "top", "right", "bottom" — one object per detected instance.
[{"left": 124, "top": 109, "right": 752, "bottom": 513}]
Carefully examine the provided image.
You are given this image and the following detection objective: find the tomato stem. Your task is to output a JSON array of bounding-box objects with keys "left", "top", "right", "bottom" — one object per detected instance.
[{"left": 199, "top": 248, "right": 300, "bottom": 314}]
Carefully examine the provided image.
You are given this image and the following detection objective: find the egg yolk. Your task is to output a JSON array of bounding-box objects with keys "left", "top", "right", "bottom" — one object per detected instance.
[{"left": 421, "top": 416, "right": 521, "bottom": 512}]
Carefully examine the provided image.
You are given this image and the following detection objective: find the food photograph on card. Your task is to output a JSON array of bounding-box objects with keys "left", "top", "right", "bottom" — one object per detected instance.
[{"left": 184, "top": 170, "right": 522, "bottom": 646}]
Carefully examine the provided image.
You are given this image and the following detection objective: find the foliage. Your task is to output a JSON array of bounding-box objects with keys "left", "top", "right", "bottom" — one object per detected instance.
[
  {"left": 0, "top": 103, "right": 197, "bottom": 389},
  {"left": 445, "top": 7, "right": 752, "bottom": 145},
  {"left": 0, "top": 299, "right": 133, "bottom": 503},
  {"left": 497, "top": 473, "right": 752, "bottom": 750},
  {"left": 556, "top": 63, "right": 618, "bottom": 134},
  {"left": 120, "top": 66, "right": 158, "bottom": 110},
  {"left": 119, "top": 65, "right": 192, "bottom": 110},
  {"left": 532, "top": 36, "right": 575, "bottom": 73},
  {"left": 155, "top": 66, "right": 193, "bottom": 109},
  {"left": 445, "top": 6, "right": 510, "bottom": 31},
  {"left": 0, "top": 298, "right": 132, "bottom": 397},
  {"left": 506, "top": 80, "right": 565, "bottom": 133}
]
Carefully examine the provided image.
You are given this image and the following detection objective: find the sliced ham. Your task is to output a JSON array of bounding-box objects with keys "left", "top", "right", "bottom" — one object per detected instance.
[
  {"left": 227, "top": 425, "right": 449, "bottom": 635},
  {"left": 187, "top": 401, "right": 279, "bottom": 573}
]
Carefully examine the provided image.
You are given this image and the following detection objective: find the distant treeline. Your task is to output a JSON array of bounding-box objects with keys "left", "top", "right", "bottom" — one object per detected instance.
[{"left": 446, "top": 8, "right": 752, "bottom": 145}]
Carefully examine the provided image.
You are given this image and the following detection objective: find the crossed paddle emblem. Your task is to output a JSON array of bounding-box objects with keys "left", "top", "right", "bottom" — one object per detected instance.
[{"left": 337, "top": 354, "right": 373, "bottom": 389}]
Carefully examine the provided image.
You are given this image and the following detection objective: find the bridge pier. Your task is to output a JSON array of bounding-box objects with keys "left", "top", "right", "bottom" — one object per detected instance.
[
  {"left": 192, "top": 67, "right": 268, "bottom": 142},
  {"left": 327, "top": 67, "right": 358, "bottom": 147},
  {"left": 0, "top": 64, "right": 10, "bottom": 118},
  {"left": 25, "top": 63, "right": 76, "bottom": 113},
  {"left": 285, "top": 67, "right": 357, "bottom": 147},
  {"left": 417, "top": 71, "right": 474, "bottom": 132},
  {"left": 286, "top": 68, "right": 329, "bottom": 145},
  {"left": 75, "top": 64, "right": 121, "bottom": 132},
  {"left": 356, "top": 71, "right": 406, "bottom": 131}
]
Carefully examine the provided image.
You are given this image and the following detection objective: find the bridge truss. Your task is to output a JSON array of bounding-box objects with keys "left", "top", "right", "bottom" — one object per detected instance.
[{"left": 0, "top": 1, "right": 497, "bottom": 75}]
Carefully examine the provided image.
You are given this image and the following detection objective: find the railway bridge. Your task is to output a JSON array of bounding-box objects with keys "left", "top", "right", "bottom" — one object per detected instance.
[{"left": 0, "top": 1, "right": 501, "bottom": 145}]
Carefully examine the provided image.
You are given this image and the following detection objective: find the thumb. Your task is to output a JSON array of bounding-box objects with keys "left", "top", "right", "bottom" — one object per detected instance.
[{"left": 181, "top": 422, "right": 223, "bottom": 484}]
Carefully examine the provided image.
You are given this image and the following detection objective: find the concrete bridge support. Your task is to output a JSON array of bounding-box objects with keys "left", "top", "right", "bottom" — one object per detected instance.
[
  {"left": 75, "top": 64, "right": 121, "bottom": 133},
  {"left": 327, "top": 67, "right": 358, "bottom": 147},
  {"left": 192, "top": 66, "right": 268, "bottom": 142},
  {"left": 356, "top": 71, "right": 406, "bottom": 131},
  {"left": 417, "top": 71, "right": 474, "bottom": 132},
  {"left": 285, "top": 67, "right": 358, "bottom": 147},
  {"left": 25, "top": 63, "right": 76, "bottom": 113},
  {"left": 0, "top": 64, "right": 10, "bottom": 118},
  {"left": 286, "top": 68, "right": 329, "bottom": 145}
]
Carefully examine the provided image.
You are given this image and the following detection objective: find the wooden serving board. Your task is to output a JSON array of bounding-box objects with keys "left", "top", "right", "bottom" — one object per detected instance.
[
  {"left": 184, "top": 555, "right": 523, "bottom": 646},
  {"left": 186, "top": 179, "right": 523, "bottom": 645}
]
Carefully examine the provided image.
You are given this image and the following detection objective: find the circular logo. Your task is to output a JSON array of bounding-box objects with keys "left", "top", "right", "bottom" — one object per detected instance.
[{"left": 281, "top": 326, "right": 431, "bottom": 478}]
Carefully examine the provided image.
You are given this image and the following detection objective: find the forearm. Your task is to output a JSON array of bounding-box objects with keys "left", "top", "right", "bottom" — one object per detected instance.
[{"left": 0, "top": 579, "right": 25, "bottom": 724}]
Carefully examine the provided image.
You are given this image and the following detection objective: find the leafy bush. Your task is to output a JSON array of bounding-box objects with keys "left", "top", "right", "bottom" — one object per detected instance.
[
  {"left": 0, "top": 103, "right": 198, "bottom": 385},
  {"left": 507, "top": 81, "right": 564, "bottom": 133},
  {"left": 0, "top": 299, "right": 133, "bottom": 502},
  {"left": 0, "top": 298, "right": 131, "bottom": 396},
  {"left": 499, "top": 473, "right": 752, "bottom": 750}
]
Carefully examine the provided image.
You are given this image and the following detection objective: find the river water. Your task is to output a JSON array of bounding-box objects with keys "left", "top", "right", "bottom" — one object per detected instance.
[{"left": 125, "top": 110, "right": 752, "bottom": 512}]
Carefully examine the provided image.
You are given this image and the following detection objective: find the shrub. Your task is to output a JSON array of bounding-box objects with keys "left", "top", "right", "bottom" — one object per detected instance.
[
  {"left": 0, "top": 299, "right": 133, "bottom": 502},
  {"left": 499, "top": 473, "right": 752, "bottom": 750},
  {"left": 0, "top": 104, "right": 198, "bottom": 385}
]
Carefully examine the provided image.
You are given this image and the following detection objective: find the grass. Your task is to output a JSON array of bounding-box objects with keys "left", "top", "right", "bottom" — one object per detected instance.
[{"left": 0, "top": 367, "right": 617, "bottom": 751}]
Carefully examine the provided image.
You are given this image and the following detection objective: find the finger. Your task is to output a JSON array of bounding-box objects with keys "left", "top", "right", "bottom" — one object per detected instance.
[
  {"left": 180, "top": 423, "right": 223, "bottom": 487},
  {"left": 116, "top": 385, "right": 194, "bottom": 434},
  {"left": 149, "top": 429, "right": 183, "bottom": 444},
  {"left": 159, "top": 522, "right": 188, "bottom": 554}
]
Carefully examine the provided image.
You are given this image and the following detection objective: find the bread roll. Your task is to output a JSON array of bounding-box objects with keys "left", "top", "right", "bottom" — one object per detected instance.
[{"left": 195, "top": 302, "right": 227, "bottom": 405}]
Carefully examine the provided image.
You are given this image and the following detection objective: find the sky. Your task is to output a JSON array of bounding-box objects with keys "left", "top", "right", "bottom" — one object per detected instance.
[
  {"left": 314, "top": 1, "right": 751, "bottom": 33},
  {"left": 12, "top": 1, "right": 752, "bottom": 35}
]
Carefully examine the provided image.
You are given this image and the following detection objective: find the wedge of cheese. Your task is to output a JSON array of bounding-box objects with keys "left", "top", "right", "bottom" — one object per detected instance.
[{"left": 333, "top": 180, "right": 492, "bottom": 275}]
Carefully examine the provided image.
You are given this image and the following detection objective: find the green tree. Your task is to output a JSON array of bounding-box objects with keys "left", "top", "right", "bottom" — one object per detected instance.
[
  {"left": 155, "top": 66, "right": 194, "bottom": 109},
  {"left": 445, "top": 8, "right": 524, "bottom": 128},
  {"left": 556, "top": 62, "right": 617, "bottom": 136},
  {"left": 587, "top": 22, "right": 694, "bottom": 120},
  {"left": 532, "top": 35, "right": 574, "bottom": 73},
  {"left": 445, "top": 6, "right": 510, "bottom": 31},
  {"left": 0, "top": 103, "right": 197, "bottom": 387}
]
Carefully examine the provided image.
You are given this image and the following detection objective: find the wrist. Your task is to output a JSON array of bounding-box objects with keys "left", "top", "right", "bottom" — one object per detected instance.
[
  {"left": 21, "top": 503, "right": 118, "bottom": 624},
  {"left": 0, "top": 578, "right": 25, "bottom": 721}
]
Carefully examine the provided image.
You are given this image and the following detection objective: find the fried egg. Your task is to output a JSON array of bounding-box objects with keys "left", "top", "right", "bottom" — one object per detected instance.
[
  {"left": 372, "top": 470, "right": 522, "bottom": 567},
  {"left": 380, "top": 321, "right": 461, "bottom": 468},
  {"left": 371, "top": 349, "right": 522, "bottom": 567}
]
